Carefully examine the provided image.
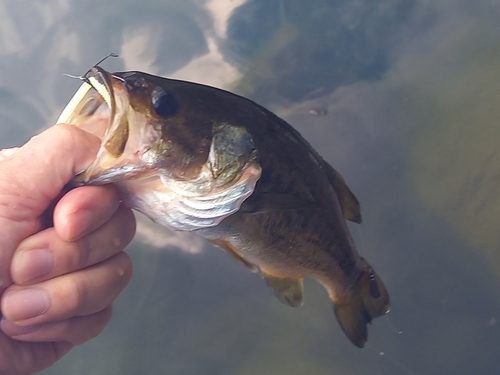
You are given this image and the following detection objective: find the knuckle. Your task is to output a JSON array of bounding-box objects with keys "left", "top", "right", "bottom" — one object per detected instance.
[
  {"left": 75, "top": 238, "right": 92, "bottom": 270},
  {"left": 113, "top": 208, "right": 136, "bottom": 248},
  {"left": 105, "top": 209, "right": 136, "bottom": 252},
  {"left": 50, "top": 125, "right": 79, "bottom": 152},
  {"left": 59, "top": 237, "right": 90, "bottom": 272},
  {"left": 61, "top": 276, "right": 88, "bottom": 314},
  {"left": 113, "top": 252, "right": 133, "bottom": 285}
]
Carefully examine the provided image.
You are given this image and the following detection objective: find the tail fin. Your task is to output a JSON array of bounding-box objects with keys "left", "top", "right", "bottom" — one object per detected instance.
[{"left": 333, "top": 270, "right": 390, "bottom": 348}]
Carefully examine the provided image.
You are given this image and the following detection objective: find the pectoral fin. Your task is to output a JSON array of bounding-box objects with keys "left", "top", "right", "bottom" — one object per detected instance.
[
  {"left": 262, "top": 271, "right": 304, "bottom": 307},
  {"left": 210, "top": 239, "right": 258, "bottom": 273}
]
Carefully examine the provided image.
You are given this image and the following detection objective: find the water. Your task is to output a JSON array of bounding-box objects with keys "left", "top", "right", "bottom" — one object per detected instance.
[{"left": 1, "top": 0, "right": 499, "bottom": 373}]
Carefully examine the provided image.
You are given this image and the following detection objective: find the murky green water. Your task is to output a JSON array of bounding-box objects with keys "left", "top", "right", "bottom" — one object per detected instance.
[{"left": 1, "top": 0, "right": 499, "bottom": 374}]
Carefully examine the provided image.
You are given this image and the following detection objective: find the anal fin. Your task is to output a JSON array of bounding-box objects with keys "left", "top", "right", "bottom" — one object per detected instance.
[
  {"left": 210, "top": 239, "right": 258, "bottom": 273},
  {"left": 262, "top": 271, "right": 304, "bottom": 307}
]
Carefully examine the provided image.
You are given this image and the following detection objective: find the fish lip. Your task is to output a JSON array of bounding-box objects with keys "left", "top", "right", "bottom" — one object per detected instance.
[
  {"left": 79, "top": 67, "right": 132, "bottom": 183},
  {"left": 57, "top": 66, "right": 117, "bottom": 126},
  {"left": 85, "top": 66, "right": 118, "bottom": 126},
  {"left": 59, "top": 66, "right": 145, "bottom": 185}
]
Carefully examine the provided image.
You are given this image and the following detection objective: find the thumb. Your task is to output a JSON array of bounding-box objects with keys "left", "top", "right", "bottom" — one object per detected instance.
[{"left": 0, "top": 124, "right": 100, "bottom": 290}]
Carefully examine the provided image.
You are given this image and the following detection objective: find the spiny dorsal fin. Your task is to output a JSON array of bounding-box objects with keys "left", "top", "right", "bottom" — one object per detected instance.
[{"left": 322, "top": 162, "right": 362, "bottom": 223}]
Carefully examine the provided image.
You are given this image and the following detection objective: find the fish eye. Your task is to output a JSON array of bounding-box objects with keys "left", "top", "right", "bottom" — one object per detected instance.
[{"left": 152, "top": 90, "right": 179, "bottom": 117}]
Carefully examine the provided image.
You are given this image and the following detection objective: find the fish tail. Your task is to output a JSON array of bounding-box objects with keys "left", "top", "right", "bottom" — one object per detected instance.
[{"left": 332, "top": 267, "right": 390, "bottom": 348}]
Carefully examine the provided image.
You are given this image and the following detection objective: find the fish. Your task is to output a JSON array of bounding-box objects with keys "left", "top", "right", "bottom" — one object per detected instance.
[{"left": 57, "top": 65, "right": 390, "bottom": 348}]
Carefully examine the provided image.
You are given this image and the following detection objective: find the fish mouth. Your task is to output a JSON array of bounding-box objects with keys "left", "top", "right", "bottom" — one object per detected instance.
[
  {"left": 58, "top": 67, "right": 262, "bottom": 231},
  {"left": 57, "top": 66, "right": 152, "bottom": 184}
]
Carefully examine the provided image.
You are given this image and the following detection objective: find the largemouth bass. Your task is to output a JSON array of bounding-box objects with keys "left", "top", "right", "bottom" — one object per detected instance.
[{"left": 57, "top": 65, "right": 389, "bottom": 348}]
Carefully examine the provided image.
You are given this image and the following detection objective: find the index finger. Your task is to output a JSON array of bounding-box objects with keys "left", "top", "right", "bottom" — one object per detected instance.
[
  {"left": 53, "top": 185, "right": 121, "bottom": 241},
  {"left": 0, "top": 125, "right": 100, "bottom": 290}
]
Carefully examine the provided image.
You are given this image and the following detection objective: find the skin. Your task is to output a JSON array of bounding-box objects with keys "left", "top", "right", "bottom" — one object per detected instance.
[{"left": 0, "top": 124, "right": 136, "bottom": 375}]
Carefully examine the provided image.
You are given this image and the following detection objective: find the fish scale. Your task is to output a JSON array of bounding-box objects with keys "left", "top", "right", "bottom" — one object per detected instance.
[{"left": 58, "top": 65, "right": 389, "bottom": 348}]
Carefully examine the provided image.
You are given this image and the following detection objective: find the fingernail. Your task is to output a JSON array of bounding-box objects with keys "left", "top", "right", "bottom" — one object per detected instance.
[
  {"left": 3, "top": 289, "right": 50, "bottom": 321},
  {"left": 1, "top": 318, "right": 40, "bottom": 336},
  {"left": 13, "top": 249, "right": 53, "bottom": 283}
]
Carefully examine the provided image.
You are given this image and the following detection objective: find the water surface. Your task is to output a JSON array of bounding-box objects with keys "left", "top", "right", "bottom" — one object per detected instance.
[{"left": 1, "top": 0, "right": 499, "bottom": 374}]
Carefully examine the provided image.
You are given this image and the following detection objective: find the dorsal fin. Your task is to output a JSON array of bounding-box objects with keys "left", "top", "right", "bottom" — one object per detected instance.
[{"left": 322, "top": 162, "right": 362, "bottom": 223}]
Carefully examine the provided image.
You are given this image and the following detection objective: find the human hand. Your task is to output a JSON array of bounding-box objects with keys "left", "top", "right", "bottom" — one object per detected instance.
[{"left": 0, "top": 125, "right": 136, "bottom": 375}]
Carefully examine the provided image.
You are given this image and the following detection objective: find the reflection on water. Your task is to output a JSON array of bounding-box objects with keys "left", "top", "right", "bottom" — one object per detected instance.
[
  {"left": 411, "top": 29, "right": 500, "bottom": 278},
  {"left": 0, "top": 0, "right": 499, "bottom": 374},
  {"left": 225, "top": 0, "right": 415, "bottom": 103}
]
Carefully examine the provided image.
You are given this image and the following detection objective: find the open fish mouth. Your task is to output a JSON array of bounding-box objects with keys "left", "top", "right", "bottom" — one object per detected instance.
[
  {"left": 57, "top": 67, "right": 262, "bottom": 231},
  {"left": 57, "top": 66, "right": 151, "bottom": 184}
]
